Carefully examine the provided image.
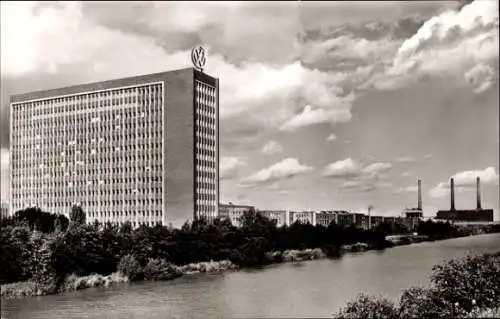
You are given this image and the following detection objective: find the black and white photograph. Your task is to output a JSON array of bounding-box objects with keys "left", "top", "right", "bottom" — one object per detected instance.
[{"left": 0, "top": 1, "right": 499, "bottom": 318}]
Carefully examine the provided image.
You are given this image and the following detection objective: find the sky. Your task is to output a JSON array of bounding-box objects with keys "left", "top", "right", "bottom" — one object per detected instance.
[{"left": 0, "top": 0, "right": 499, "bottom": 221}]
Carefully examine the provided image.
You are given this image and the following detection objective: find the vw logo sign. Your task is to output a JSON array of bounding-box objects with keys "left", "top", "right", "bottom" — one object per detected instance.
[{"left": 191, "top": 46, "right": 207, "bottom": 71}]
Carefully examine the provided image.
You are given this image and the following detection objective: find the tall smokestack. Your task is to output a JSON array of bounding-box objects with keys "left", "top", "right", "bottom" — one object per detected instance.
[
  {"left": 450, "top": 178, "right": 455, "bottom": 211},
  {"left": 417, "top": 179, "right": 422, "bottom": 210},
  {"left": 476, "top": 177, "right": 481, "bottom": 210}
]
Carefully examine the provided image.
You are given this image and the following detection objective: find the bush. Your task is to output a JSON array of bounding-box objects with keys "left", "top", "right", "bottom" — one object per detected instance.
[
  {"left": 430, "top": 253, "right": 500, "bottom": 314},
  {"left": 143, "top": 258, "right": 180, "bottom": 281},
  {"left": 117, "top": 255, "right": 142, "bottom": 281},
  {"left": 333, "top": 294, "right": 398, "bottom": 319},
  {"left": 337, "top": 252, "right": 500, "bottom": 318}
]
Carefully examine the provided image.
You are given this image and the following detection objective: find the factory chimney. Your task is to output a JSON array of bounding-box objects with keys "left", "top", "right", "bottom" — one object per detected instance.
[
  {"left": 450, "top": 178, "right": 455, "bottom": 211},
  {"left": 417, "top": 179, "right": 422, "bottom": 210},
  {"left": 476, "top": 177, "right": 481, "bottom": 210}
]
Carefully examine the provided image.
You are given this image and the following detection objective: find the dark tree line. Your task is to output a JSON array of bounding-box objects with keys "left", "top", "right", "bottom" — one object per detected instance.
[{"left": 0, "top": 207, "right": 470, "bottom": 286}]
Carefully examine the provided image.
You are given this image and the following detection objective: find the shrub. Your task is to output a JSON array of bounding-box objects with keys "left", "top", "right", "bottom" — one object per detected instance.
[
  {"left": 143, "top": 258, "right": 180, "bottom": 281},
  {"left": 430, "top": 253, "right": 500, "bottom": 314},
  {"left": 117, "top": 255, "right": 142, "bottom": 281},
  {"left": 333, "top": 294, "right": 398, "bottom": 319}
]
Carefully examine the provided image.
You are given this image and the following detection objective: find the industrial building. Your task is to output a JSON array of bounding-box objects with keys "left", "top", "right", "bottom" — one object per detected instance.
[
  {"left": 435, "top": 177, "right": 493, "bottom": 222},
  {"left": 10, "top": 67, "right": 219, "bottom": 227}
]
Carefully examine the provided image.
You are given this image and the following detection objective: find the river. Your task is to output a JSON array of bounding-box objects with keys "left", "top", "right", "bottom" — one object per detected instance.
[{"left": 2, "top": 233, "right": 499, "bottom": 319}]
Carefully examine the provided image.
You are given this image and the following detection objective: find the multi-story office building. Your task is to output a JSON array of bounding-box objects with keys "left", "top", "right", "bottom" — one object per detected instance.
[
  {"left": 10, "top": 68, "right": 219, "bottom": 227},
  {"left": 219, "top": 202, "right": 255, "bottom": 227},
  {"left": 258, "top": 210, "right": 287, "bottom": 227}
]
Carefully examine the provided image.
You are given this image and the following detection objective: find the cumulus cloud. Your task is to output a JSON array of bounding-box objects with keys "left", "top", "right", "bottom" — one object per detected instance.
[
  {"left": 394, "top": 185, "right": 418, "bottom": 194},
  {"left": 323, "top": 158, "right": 392, "bottom": 179},
  {"left": 322, "top": 158, "right": 393, "bottom": 192},
  {"left": 0, "top": 1, "right": 364, "bottom": 144},
  {"left": 326, "top": 134, "right": 337, "bottom": 142},
  {"left": 429, "top": 166, "right": 499, "bottom": 198},
  {"left": 220, "top": 157, "right": 246, "bottom": 180},
  {"left": 240, "top": 158, "right": 314, "bottom": 187},
  {"left": 395, "top": 156, "right": 415, "bottom": 163},
  {"left": 464, "top": 63, "right": 496, "bottom": 94},
  {"left": 261, "top": 140, "right": 283, "bottom": 156},
  {"left": 368, "top": 0, "right": 499, "bottom": 90},
  {"left": 322, "top": 158, "right": 362, "bottom": 178},
  {"left": 401, "top": 172, "right": 412, "bottom": 177},
  {"left": 280, "top": 101, "right": 353, "bottom": 132}
]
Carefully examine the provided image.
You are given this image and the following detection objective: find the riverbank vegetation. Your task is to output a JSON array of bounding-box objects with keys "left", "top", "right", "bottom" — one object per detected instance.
[
  {"left": 333, "top": 251, "right": 500, "bottom": 318},
  {"left": 1, "top": 207, "right": 499, "bottom": 300}
]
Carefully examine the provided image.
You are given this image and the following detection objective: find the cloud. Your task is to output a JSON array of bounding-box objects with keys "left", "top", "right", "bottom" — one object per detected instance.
[
  {"left": 280, "top": 104, "right": 353, "bottom": 132},
  {"left": 240, "top": 158, "right": 313, "bottom": 187},
  {"left": 368, "top": 0, "right": 499, "bottom": 90},
  {"left": 261, "top": 140, "right": 283, "bottom": 156},
  {"left": 323, "top": 158, "right": 392, "bottom": 179},
  {"left": 322, "top": 158, "right": 394, "bottom": 192},
  {"left": 341, "top": 180, "right": 394, "bottom": 193},
  {"left": 395, "top": 156, "right": 415, "bottom": 163},
  {"left": 322, "top": 158, "right": 362, "bottom": 178},
  {"left": 0, "top": 1, "right": 362, "bottom": 148},
  {"left": 401, "top": 172, "right": 412, "bottom": 177},
  {"left": 429, "top": 166, "right": 499, "bottom": 198},
  {"left": 220, "top": 157, "right": 246, "bottom": 180},
  {"left": 326, "top": 134, "right": 337, "bottom": 142},
  {"left": 464, "top": 63, "right": 496, "bottom": 94},
  {"left": 423, "top": 154, "right": 434, "bottom": 160},
  {"left": 394, "top": 185, "right": 418, "bottom": 194},
  {"left": 362, "top": 162, "right": 393, "bottom": 176}
]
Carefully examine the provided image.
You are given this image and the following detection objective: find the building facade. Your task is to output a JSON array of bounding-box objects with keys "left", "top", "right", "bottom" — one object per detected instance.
[
  {"left": 0, "top": 202, "right": 9, "bottom": 219},
  {"left": 289, "top": 211, "right": 316, "bottom": 225},
  {"left": 219, "top": 203, "right": 255, "bottom": 227},
  {"left": 315, "top": 211, "right": 338, "bottom": 227},
  {"left": 10, "top": 68, "right": 219, "bottom": 227},
  {"left": 258, "top": 210, "right": 287, "bottom": 227}
]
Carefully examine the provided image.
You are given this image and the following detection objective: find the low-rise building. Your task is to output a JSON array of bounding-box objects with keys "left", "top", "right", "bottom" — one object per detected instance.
[
  {"left": 1, "top": 202, "right": 9, "bottom": 219},
  {"left": 316, "top": 211, "right": 338, "bottom": 227},
  {"left": 289, "top": 211, "right": 316, "bottom": 225},
  {"left": 352, "top": 213, "right": 368, "bottom": 230},
  {"left": 218, "top": 202, "right": 255, "bottom": 227},
  {"left": 337, "top": 211, "right": 355, "bottom": 227},
  {"left": 371, "top": 216, "right": 385, "bottom": 228},
  {"left": 258, "top": 210, "right": 287, "bottom": 227}
]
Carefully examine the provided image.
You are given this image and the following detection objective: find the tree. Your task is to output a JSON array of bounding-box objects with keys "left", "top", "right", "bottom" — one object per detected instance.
[
  {"left": 69, "top": 205, "right": 86, "bottom": 226},
  {"left": 54, "top": 214, "right": 69, "bottom": 233}
]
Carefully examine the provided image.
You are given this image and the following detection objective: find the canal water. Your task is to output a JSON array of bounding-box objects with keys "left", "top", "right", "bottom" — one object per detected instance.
[{"left": 2, "top": 233, "right": 499, "bottom": 319}]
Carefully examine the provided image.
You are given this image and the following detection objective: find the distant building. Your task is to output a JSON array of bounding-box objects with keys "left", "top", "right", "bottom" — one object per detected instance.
[
  {"left": 337, "top": 211, "right": 355, "bottom": 227},
  {"left": 353, "top": 213, "right": 369, "bottom": 230},
  {"left": 435, "top": 209, "right": 494, "bottom": 222},
  {"left": 315, "top": 211, "right": 338, "bottom": 227},
  {"left": 289, "top": 211, "right": 316, "bottom": 225},
  {"left": 435, "top": 177, "right": 494, "bottom": 222},
  {"left": 218, "top": 202, "right": 255, "bottom": 227},
  {"left": 371, "top": 216, "right": 385, "bottom": 228},
  {"left": 258, "top": 210, "right": 287, "bottom": 227},
  {"left": 1, "top": 202, "right": 9, "bottom": 219}
]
